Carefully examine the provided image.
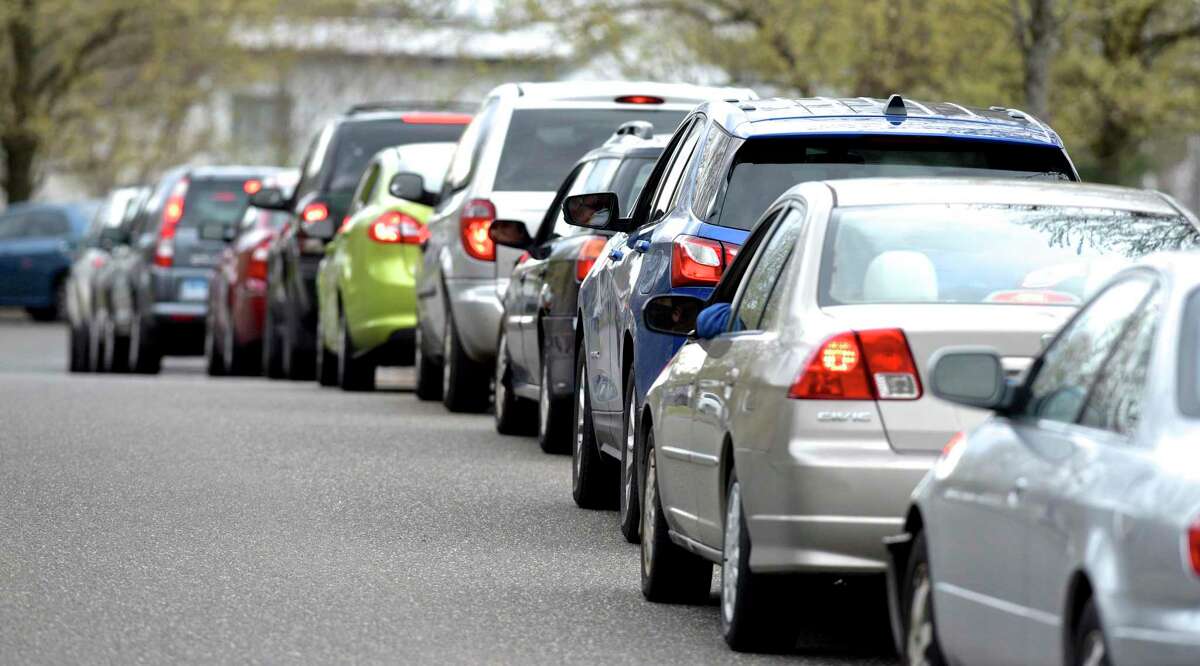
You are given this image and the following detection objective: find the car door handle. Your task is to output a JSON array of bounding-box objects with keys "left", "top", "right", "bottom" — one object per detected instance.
[
  {"left": 1007, "top": 477, "right": 1029, "bottom": 508},
  {"left": 609, "top": 249, "right": 624, "bottom": 261}
]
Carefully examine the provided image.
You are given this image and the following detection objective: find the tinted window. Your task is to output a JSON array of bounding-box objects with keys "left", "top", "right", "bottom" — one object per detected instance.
[
  {"left": 445, "top": 99, "right": 498, "bottom": 194},
  {"left": 610, "top": 156, "right": 657, "bottom": 216},
  {"left": 26, "top": 210, "right": 71, "bottom": 237},
  {"left": 494, "top": 109, "right": 685, "bottom": 192},
  {"left": 819, "top": 205, "right": 1198, "bottom": 306},
  {"left": 711, "top": 137, "right": 1077, "bottom": 231},
  {"left": 1081, "top": 288, "right": 1163, "bottom": 435},
  {"left": 650, "top": 120, "right": 701, "bottom": 223},
  {"left": 732, "top": 206, "right": 805, "bottom": 331},
  {"left": 183, "top": 180, "right": 253, "bottom": 228},
  {"left": 1025, "top": 277, "right": 1154, "bottom": 424},
  {"left": 547, "top": 155, "right": 660, "bottom": 239},
  {"left": 0, "top": 214, "right": 28, "bottom": 240},
  {"left": 328, "top": 119, "right": 466, "bottom": 194}
]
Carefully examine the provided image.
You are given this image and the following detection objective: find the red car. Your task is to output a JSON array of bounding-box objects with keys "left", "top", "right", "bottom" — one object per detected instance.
[{"left": 205, "top": 171, "right": 299, "bottom": 375}]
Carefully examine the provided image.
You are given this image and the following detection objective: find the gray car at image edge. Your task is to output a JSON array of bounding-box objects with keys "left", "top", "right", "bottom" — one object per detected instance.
[{"left": 888, "top": 251, "right": 1200, "bottom": 666}]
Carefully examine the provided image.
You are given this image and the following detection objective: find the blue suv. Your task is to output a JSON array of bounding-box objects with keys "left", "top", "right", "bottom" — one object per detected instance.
[{"left": 564, "top": 95, "right": 1079, "bottom": 542}]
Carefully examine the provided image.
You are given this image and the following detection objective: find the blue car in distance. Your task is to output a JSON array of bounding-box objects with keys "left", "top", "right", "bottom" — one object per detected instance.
[
  {"left": 0, "top": 200, "right": 100, "bottom": 320},
  {"left": 564, "top": 94, "right": 1080, "bottom": 543}
]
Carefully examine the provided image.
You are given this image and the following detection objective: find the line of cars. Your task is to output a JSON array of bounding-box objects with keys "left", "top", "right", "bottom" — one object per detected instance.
[{"left": 56, "top": 79, "right": 1200, "bottom": 662}]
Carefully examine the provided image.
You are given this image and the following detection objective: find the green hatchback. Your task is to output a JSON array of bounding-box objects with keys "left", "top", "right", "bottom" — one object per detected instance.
[{"left": 316, "top": 142, "right": 457, "bottom": 390}]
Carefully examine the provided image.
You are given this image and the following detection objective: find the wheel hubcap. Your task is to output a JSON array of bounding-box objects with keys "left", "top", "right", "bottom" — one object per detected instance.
[
  {"left": 906, "top": 563, "right": 936, "bottom": 665},
  {"left": 722, "top": 481, "right": 741, "bottom": 624},
  {"left": 1081, "top": 630, "right": 1106, "bottom": 666},
  {"left": 623, "top": 391, "right": 636, "bottom": 518}
]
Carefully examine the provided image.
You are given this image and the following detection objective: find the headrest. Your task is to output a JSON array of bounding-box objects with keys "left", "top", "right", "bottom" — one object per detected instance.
[{"left": 863, "top": 251, "right": 938, "bottom": 302}]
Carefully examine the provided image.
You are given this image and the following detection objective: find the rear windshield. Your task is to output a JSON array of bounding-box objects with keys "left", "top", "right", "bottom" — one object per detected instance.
[
  {"left": 328, "top": 119, "right": 467, "bottom": 193},
  {"left": 819, "top": 204, "right": 1200, "bottom": 307},
  {"left": 494, "top": 109, "right": 686, "bottom": 192},
  {"left": 711, "top": 137, "right": 1077, "bottom": 231},
  {"left": 182, "top": 180, "right": 253, "bottom": 228}
]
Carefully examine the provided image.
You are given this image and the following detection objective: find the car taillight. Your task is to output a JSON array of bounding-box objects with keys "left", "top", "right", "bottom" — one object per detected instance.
[
  {"left": 248, "top": 243, "right": 270, "bottom": 280},
  {"left": 301, "top": 202, "right": 329, "bottom": 225},
  {"left": 368, "top": 211, "right": 429, "bottom": 245},
  {"left": 576, "top": 236, "right": 608, "bottom": 281},
  {"left": 1188, "top": 521, "right": 1200, "bottom": 576},
  {"left": 243, "top": 179, "right": 262, "bottom": 194},
  {"left": 615, "top": 95, "right": 664, "bottom": 104},
  {"left": 460, "top": 198, "right": 496, "bottom": 261},
  {"left": 156, "top": 179, "right": 188, "bottom": 268},
  {"left": 671, "top": 235, "right": 728, "bottom": 287},
  {"left": 788, "top": 328, "right": 922, "bottom": 400},
  {"left": 401, "top": 112, "right": 473, "bottom": 125}
]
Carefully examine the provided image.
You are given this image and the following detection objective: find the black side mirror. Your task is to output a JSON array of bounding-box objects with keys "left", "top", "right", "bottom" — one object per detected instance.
[
  {"left": 563, "top": 192, "right": 622, "bottom": 230},
  {"left": 249, "top": 186, "right": 288, "bottom": 211},
  {"left": 488, "top": 219, "right": 534, "bottom": 249},
  {"left": 389, "top": 172, "right": 425, "bottom": 202},
  {"left": 643, "top": 294, "right": 705, "bottom": 336},
  {"left": 929, "top": 348, "right": 1008, "bottom": 410}
]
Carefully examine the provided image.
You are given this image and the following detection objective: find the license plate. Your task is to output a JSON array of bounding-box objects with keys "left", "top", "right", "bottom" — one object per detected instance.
[{"left": 180, "top": 279, "right": 208, "bottom": 301}]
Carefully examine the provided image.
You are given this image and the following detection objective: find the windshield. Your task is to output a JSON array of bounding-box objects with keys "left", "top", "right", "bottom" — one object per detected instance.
[
  {"left": 711, "top": 136, "right": 1077, "bottom": 231},
  {"left": 819, "top": 204, "right": 1200, "bottom": 306},
  {"left": 329, "top": 119, "right": 467, "bottom": 193},
  {"left": 495, "top": 109, "right": 685, "bottom": 192},
  {"left": 182, "top": 180, "right": 254, "bottom": 228}
]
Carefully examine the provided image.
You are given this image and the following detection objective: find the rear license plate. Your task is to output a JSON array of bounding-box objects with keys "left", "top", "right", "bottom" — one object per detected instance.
[{"left": 180, "top": 278, "right": 208, "bottom": 301}]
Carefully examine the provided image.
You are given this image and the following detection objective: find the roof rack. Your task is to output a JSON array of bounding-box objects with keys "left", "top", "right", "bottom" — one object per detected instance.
[{"left": 345, "top": 100, "right": 476, "bottom": 115}]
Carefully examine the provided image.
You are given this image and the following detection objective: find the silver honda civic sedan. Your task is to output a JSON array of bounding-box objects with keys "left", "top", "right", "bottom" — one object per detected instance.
[
  {"left": 887, "top": 253, "right": 1200, "bottom": 666},
  {"left": 634, "top": 178, "right": 1200, "bottom": 652}
]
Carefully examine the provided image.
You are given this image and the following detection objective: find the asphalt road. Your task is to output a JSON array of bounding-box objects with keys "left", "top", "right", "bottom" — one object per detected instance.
[{"left": 0, "top": 315, "right": 897, "bottom": 664}]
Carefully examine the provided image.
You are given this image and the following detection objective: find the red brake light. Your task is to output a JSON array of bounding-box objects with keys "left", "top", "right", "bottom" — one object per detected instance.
[
  {"left": 670, "top": 235, "right": 727, "bottom": 287},
  {"left": 248, "top": 241, "right": 270, "bottom": 280},
  {"left": 401, "top": 112, "right": 473, "bottom": 125},
  {"left": 301, "top": 202, "right": 329, "bottom": 225},
  {"left": 460, "top": 198, "right": 496, "bottom": 261},
  {"left": 368, "top": 211, "right": 429, "bottom": 245},
  {"left": 243, "top": 179, "right": 262, "bottom": 195},
  {"left": 788, "top": 329, "right": 922, "bottom": 400},
  {"left": 576, "top": 236, "right": 609, "bottom": 281},
  {"left": 615, "top": 95, "right": 664, "bottom": 105},
  {"left": 156, "top": 179, "right": 188, "bottom": 267},
  {"left": 1188, "top": 522, "right": 1200, "bottom": 576}
]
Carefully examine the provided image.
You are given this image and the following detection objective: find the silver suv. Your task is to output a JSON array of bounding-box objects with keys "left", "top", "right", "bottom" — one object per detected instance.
[{"left": 415, "top": 81, "right": 756, "bottom": 411}]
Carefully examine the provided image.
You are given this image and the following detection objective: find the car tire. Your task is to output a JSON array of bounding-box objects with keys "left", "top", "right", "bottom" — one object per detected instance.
[
  {"left": 129, "top": 312, "right": 161, "bottom": 375},
  {"left": 204, "top": 314, "right": 226, "bottom": 377},
  {"left": 88, "top": 317, "right": 107, "bottom": 372},
  {"left": 263, "top": 304, "right": 284, "bottom": 379},
  {"left": 224, "top": 316, "right": 256, "bottom": 376},
  {"left": 721, "top": 471, "right": 790, "bottom": 652},
  {"left": 571, "top": 350, "right": 617, "bottom": 509},
  {"left": 281, "top": 304, "right": 315, "bottom": 381},
  {"left": 441, "top": 312, "right": 488, "bottom": 412},
  {"left": 641, "top": 430, "right": 713, "bottom": 603},
  {"left": 537, "top": 352, "right": 571, "bottom": 454},
  {"left": 338, "top": 308, "right": 375, "bottom": 391},
  {"left": 1073, "top": 598, "right": 1109, "bottom": 666},
  {"left": 414, "top": 324, "right": 442, "bottom": 401},
  {"left": 27, "top": 279, "right": 65, "bottom": 322},
  {"left": 69, "top": 323, "right": 89, "bottom": 373},
  {"left": 618, "top": 371, "right": 641, "bottom": 543},
  {"left": 315, "top": 313, "right": 338, "bottom": 387},
  {"left": 902, "top": 531, "right": 947, "bottom": 666},
  {"left": 494, "top": 330, "right": 535, "bottom": 434}
]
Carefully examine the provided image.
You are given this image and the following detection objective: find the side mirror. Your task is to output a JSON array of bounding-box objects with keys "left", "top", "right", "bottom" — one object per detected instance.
[
  {"left": 389, "top": 172, "right": 425, "bottom": 202},
  {"left": 249, "top": 186, "right": 288, "bottom": 211},
  {"left": 929, "top": 348, "right": 1007, "bottom": 410},
  {"left": 488, "top": 219, "right": 533, "bottom": 249},
  {"left": 643, "top": 295, "right": 705, "bottom": 336},
  {"left": 563, "top": 192, "right": 621, "bottom": 230},
  {"left": 199, "top": 222, "right": 233, "bottom": 242}
]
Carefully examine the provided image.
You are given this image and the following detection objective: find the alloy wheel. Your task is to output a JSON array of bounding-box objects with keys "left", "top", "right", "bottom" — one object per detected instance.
[
  {"left": 539, "top": 362, "right": 551, "bottom": 438},
  {"left": 494, "top": 334, "right": 508, "bottom": 422},
  {"left": 1080, "top": 631, "right": 1106, "bottom": 666},
  {"left": 642, "top": 449, "right": 658, "bottom": 575},
  {"left": 907, "top": 562, "right": 936, "bottom": 666},
  {"left": 722, "top": 480, "right": 742, "bottom": 625}
]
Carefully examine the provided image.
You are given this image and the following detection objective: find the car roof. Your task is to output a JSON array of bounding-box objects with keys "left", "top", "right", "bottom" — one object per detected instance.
[
  {"left": 699, "top": 95, "right": 1066, "bottom": 147},
  {"left": 489, "top": 80, "right": 756, "bottom": 108},
  {"left": 811, "top": 178, "right": 1186, "bottom": 215},
  {"left": 178, "top": 165, "right": 286, "bottom": 181}
]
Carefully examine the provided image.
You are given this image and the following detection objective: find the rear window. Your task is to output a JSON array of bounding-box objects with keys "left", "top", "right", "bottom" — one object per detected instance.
[
  {"left": 494, "top": 109, "right": 686, "bottom": 192},
  {"left": 328, "top": 119, "right": 467, "bottom": 193},
  {"left": 819, "top": 204, "right": 1200, "bottom": 307},
  {"left": 711, "top": 137, "right": 1077, "bottom": 231},
  {"left": 182, "top": 180, "right": 253, "bottom": 228},
  {"left": 1182, "top": 289, "right": 1200, "bottom": 417}
]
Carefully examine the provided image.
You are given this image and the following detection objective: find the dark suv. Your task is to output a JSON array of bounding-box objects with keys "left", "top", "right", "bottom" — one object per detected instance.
[
  {"left": 256, "top": 105, "right": 471, "bottom": 379},
  {"left": 114, "top": 166, "right": 283, "bottom": 373}
]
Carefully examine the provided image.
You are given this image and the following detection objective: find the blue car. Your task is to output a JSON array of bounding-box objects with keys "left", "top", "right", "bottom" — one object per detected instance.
[
  {"left": 564, "top": 94, "right": 1080, "bottom": 542},
  {"left": 0, "top": 201, "right": 100, "bottom": 321}
]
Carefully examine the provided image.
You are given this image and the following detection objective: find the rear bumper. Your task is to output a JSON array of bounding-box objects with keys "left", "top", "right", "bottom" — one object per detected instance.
[
  {"left": 739, "top": 446, "right": 933, "bottom": 574},
  {"left": 150, "top": 303, "right": 206, "bottom": 355},
  {"left": 445, "top": 277, "right": 501, "bottom": 363}
]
